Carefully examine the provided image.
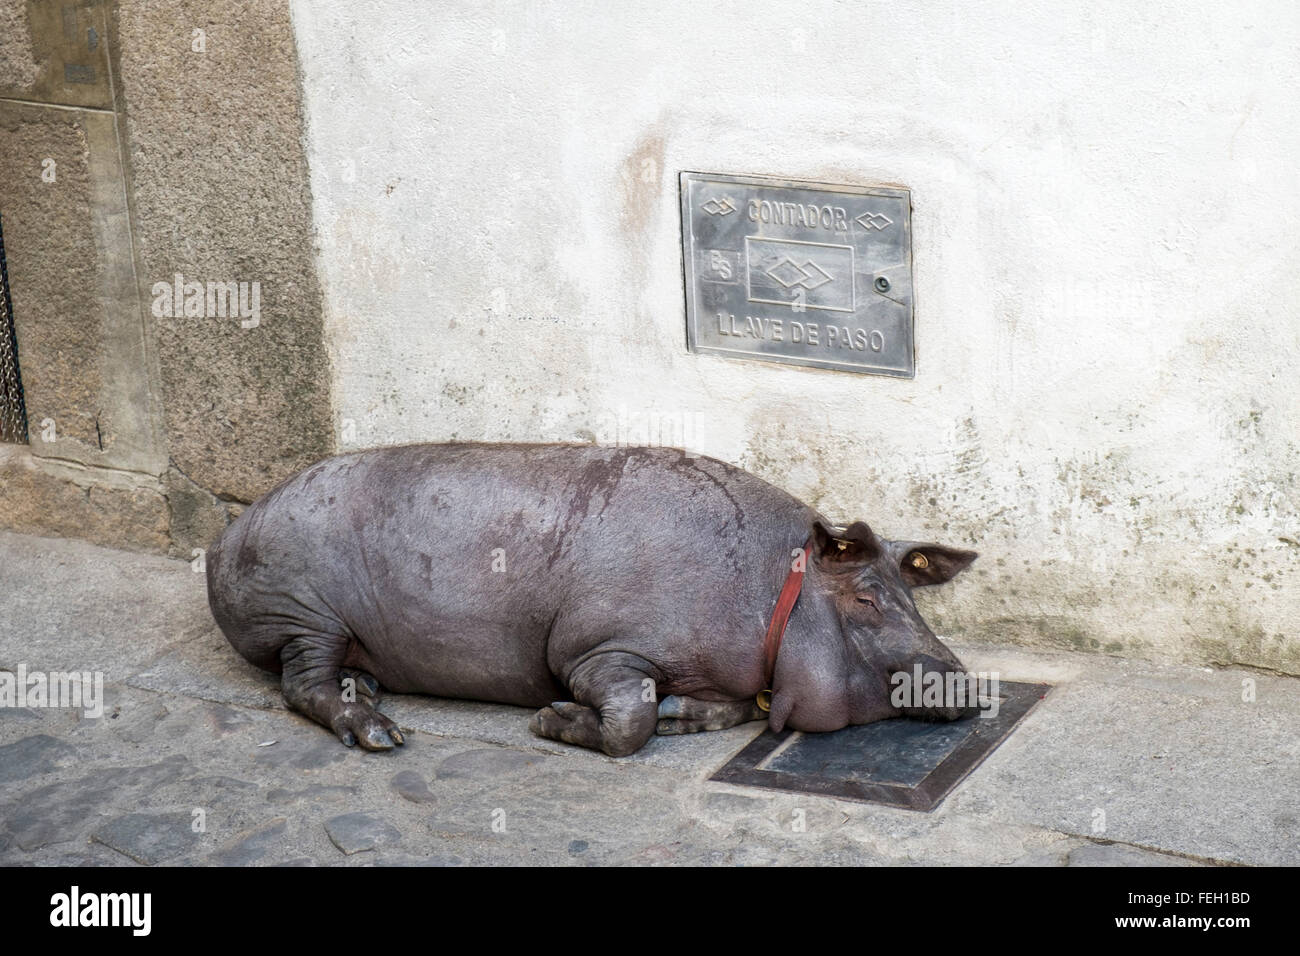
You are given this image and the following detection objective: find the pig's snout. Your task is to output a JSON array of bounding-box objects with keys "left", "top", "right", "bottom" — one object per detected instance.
[{"left": 892, "top": 652, "right": 981, "bottom": 722}]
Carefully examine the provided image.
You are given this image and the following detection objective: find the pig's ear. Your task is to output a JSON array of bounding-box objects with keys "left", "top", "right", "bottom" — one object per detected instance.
[
  {"left": 812, "top": 520, "right": 881, "bottom": 568},
  {"left": 898, "top": 543, "right": 978, "bottom": 587}
]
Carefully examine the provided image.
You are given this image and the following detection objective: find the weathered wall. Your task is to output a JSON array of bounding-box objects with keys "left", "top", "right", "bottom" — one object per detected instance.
[
  {"left": 0, "top": 0, "right": 171, "bottom": 549},
  {"left": 114, "top": 0, "right": 333, "bottom": 509},
  {"left": 290, "top": 0, "right": 1300, "bottom": 673},
  {"left": 0, "top": 0, "right": 332, "bottom": 557}
]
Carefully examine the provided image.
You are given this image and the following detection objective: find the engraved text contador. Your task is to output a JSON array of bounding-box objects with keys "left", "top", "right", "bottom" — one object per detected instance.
[{"left": 680, "top": 171, "right": 915, "bottom": 378}]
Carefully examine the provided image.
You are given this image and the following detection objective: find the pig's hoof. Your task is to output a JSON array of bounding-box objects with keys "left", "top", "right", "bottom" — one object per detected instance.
[
  {"left": 529, "top": 701, "right": 599, "bottom": 744},
  {"left": 330, "top": 702, "right": 404, "bottom": 751},
  {"left": 655, "top": 718, "right": 701, "bottom": 735},
  {"left": 656, "top": 695, "right": 686, "bottom": 719}
]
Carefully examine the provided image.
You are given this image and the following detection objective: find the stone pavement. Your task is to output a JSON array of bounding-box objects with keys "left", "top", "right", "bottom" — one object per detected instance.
[{"left": 0, "top": 530, "right": 1294, "bottom": 866}]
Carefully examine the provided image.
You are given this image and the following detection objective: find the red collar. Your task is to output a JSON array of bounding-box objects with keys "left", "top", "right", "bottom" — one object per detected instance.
[{"left": 762, "top": 538, "right": 811, "bottom": 689}]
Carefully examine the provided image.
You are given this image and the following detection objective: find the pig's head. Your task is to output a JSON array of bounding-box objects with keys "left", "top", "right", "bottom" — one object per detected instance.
[{"left": 768, "top": 520, "right": 978, "bottom": 733}]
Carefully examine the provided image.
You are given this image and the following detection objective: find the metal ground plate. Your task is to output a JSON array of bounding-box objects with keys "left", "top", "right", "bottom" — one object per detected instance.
[
  {"left": 680, "top": 171, "right": 914, "bottom": 377},
  {"left": 710, "top": 681, "right": 1051, "bottom": 811}
]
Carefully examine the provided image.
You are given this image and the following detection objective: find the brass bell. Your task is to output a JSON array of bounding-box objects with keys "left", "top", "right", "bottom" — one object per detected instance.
[
  {"left": 756, "top": 689, "right": 773, "bottom": 712},
  {"left": 910, "top": 552, "right": 929, "bottom": 569}
]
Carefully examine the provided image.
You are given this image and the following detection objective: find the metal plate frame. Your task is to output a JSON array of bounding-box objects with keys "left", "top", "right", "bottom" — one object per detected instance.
[
  {"left": 680, "top": 170, "right": 915, "bottom": 378},
  {"left": 709, "top": 681, "right": 1052, "bottom": 812}
]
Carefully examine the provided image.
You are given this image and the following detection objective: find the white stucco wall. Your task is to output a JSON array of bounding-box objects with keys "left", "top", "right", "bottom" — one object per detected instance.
[{"left": 289, "top": 0, "right": 1300, "bottom": 672}]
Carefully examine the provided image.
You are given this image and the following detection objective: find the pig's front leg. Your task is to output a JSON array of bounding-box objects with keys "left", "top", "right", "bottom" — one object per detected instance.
[
  {"left": 655, "top": 695, "right": 766, "bottom": 735},
  {"left": 529, "top": 651, "right": 659, "bottom": 757}
]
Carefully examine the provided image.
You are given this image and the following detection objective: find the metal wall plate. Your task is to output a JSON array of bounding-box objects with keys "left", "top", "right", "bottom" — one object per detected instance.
[
  {"left": 680, "top": 171, "right": 914, "bottom": 378},
  {"left": 710, "top": 681, "right": 1052, "bottom": 811}
]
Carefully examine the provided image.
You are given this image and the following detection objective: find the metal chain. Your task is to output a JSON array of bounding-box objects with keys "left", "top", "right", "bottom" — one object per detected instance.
[{"left": 0, "top": 210, "right": 29, "bottom": 444}]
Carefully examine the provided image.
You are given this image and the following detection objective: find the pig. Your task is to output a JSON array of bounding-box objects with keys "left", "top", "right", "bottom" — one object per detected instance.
[{"left": 207, "top": 443, "right": 977, "bottom": 757}]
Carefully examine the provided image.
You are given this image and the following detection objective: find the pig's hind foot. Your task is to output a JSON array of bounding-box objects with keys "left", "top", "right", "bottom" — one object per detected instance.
[{"left": 280, "top": 635, "right": 405, "bottom": 751}]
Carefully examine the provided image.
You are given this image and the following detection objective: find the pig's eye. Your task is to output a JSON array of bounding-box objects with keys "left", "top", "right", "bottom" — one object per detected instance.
[{"left": 856, "top": 595, "right": 878, "bottom": 610}]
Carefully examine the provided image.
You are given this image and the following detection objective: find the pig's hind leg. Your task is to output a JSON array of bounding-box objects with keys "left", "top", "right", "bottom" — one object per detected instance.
[
  {"left": 655, "top": 696, "right": 766, "bottom": 734},
  {"left": 529, "top": 651, "right": 659, "bottom": 757},
  {"left": 280, "top": 633, "right": 405, "bottom": 750}
]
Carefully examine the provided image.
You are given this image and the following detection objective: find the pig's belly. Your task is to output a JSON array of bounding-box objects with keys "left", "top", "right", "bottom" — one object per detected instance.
[{"left": 343, "top": 620, "right": 566, "bottom": 708}]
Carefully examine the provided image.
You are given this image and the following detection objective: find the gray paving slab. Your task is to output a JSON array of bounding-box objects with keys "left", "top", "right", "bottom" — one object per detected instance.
[
  {"left": 1065, "top": 842, "right": 1200, "bottom": 867},
  {"left": 945, "top": 676, "right": 1300, "bottom": 865},
  {"left": 379, "top": 693, "right": 764, "bottom": 772},
  {"left": 0, "top": 530, "right": 210, "bottom": 678},
  {"left": 92, "top": 811, "right": 202, "bottom": 865},
  {"left": 324, "top": 812, "right": 402, "bottom": 855},
  {"left": 953, "top": 641, "right": 1300, "bottom": 717},
  {"left": 125, "top": 627, "right": 283, "bottom": 709}
]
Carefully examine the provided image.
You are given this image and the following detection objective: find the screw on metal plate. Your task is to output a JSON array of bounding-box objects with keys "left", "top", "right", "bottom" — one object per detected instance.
[{"left": 874, "top": 276, "right": 891, "bottom": 293}]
